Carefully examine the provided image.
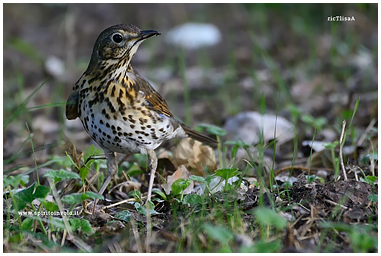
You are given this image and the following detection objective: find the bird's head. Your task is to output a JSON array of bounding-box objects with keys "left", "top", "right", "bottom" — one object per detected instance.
[{"left": 86, "top": 24, "right": 160, "bottom": 72}]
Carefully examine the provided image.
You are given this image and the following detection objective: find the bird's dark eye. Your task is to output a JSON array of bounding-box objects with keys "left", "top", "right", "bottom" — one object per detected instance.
[{"left": 112, "top": 34, "right": 123, "bottom": 43}]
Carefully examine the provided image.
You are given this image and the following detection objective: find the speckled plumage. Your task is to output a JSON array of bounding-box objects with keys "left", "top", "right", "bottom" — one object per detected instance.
[{"left": 66, "top": 24, "right": 216, "bottom": 207}]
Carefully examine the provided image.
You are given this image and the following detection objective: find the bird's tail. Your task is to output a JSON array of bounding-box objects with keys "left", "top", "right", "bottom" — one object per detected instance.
[{"left": 181, "top": 125, "right": 218, "bottom": 145}]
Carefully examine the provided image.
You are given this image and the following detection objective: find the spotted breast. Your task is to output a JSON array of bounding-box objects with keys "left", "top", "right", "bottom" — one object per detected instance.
[{"left": 76, "top": 66, "right": 187, "bottom": 155}]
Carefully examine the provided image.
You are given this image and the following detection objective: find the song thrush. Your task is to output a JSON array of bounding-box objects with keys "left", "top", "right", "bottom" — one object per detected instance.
[{"left": 66, "top": 24, "right": 216, "bottom": 208}]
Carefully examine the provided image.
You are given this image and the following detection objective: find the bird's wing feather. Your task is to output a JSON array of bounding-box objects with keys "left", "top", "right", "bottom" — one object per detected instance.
[
  {"left": 66, "top": 90, "right": 80, "bottom": 120},
  {"left": 142, "top": 84, "right": 172, "bottom": 117},
  {"left": 133, "top": 70, "right": 173, "bottom": 117}
]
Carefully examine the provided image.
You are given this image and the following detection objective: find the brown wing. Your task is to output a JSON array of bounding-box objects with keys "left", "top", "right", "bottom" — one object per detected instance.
[
  {"left": 133, "top": 69, "right": 173, "bottom": 117},
  {"left": 132, "top": 70, "right": 217, "bottom": 145},
  {"left": 66, "top": 90, "right": 80, "bottom": 120},
  {"left": 142, "top": 82, "right": 172, "bottom": 117}
]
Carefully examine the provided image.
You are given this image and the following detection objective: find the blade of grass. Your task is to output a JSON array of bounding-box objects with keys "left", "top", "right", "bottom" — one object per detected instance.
[
  {"left": 27, "top": 101, "right": 67, "bottom": 111},
  {"left": 25, "top": 123, "right": 39, "bottom": 185},
  {"left": 4, "top": 80, "right": 47, "bottom": 129}
]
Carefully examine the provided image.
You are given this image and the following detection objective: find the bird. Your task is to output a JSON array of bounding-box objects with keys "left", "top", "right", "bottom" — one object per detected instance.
[{"left": 65, "top": 24, "right": 217, "bottom": 209}]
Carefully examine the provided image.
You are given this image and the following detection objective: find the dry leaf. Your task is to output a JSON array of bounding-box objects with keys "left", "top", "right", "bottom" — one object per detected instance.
[
  {"left": 161, "top": 165, "right": 194, "bottom": 195},
  {"left": 171, "top": 138, "right": 217, "bottom": 176}
]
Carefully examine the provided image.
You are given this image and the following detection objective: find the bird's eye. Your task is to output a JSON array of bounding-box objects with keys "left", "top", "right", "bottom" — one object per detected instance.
[{"left": 112, "top": 33, "right": 123, "bottom": 43}]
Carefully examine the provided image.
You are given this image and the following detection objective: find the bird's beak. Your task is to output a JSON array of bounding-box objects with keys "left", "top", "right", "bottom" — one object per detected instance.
[
  {"left": 138, "top": 30, "right": 161, "bottom": 41},
  {"left": 129, "top": 30, "right": 161, "bottom": 56}
]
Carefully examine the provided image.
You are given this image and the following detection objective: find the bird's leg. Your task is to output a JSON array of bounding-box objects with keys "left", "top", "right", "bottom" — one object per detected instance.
[
  {"left": 92, "top": 150, "right": 117, "bottom": 213},
  {"left": 146, "top": 149, "right": 158, "bottom": 203}
]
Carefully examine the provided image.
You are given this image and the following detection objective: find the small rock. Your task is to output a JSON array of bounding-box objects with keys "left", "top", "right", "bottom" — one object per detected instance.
[
  {"left": 224, "top": 111, "right": 294, "bottom": 145},
  {"left": 166, "top": 23, "right": 221, "bottom": 50},
  {"left": 234, "top": 234, "right": 253, "bottom": 247},
  {"left": 301, "top": 140, "right": 327, "bottom": 152},
  {"left": 45, "top": 55, "right": 65, "bottom": 79}
]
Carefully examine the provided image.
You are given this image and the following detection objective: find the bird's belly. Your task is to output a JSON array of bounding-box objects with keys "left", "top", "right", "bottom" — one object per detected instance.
[{"left": 80, "top": 101, "right": 180, "bottom": 154}]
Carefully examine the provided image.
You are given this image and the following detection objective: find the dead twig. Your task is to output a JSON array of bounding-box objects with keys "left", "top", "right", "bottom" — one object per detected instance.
[
  {"left": 101, "top": 198, "right": 137, "bottom": 210},
  {"left": 324, "top": 199, "right": 348, "bottom": 210},
  {"left": 339, "top": 121, "right": 348, "bottom": 180},
  {"left": 131, "top": 218, "right": 143, "bottom": 253},
  {"left": 357, "top": 118, "right": 376, "bottom": 147}
]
